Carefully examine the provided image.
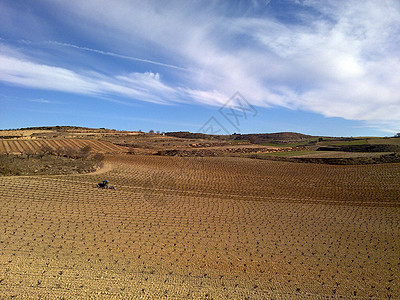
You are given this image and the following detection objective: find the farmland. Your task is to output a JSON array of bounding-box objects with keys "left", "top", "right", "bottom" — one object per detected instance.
[
  {"left": 0, "top": 128, "right": 399, "bottom": 298},
  {"left": 1, "top": 153, "right": 400, "bottom": 298},
  {"left": 0, "top": 139, "right": 128, "bottom": 155}
]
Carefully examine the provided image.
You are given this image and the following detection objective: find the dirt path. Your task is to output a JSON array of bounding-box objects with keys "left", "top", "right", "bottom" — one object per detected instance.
[{"left": 84, "top": 160, "right": 113, "bottom": 176}]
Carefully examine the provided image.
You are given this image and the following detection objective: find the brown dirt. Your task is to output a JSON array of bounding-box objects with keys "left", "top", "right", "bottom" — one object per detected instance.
[{"left": 0, "top": 155, "right": 399, "bottom": 298}]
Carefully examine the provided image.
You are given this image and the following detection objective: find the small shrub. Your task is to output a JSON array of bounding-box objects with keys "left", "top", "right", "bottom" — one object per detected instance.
[
  {"left": 54, "top": 147, "right": 65, "bottom": 157},
  {"left": 40, "top": 145, "right": 53, "bottom": 156},
  {"left": 92, "top": 153, "right": 105, "bottom": 161},
  {"left": 79, "top": 145, "right": 92, "bottom": 158},
  {"left": 249, "top": 136, "right": 258, "bottom": 144},
  {"left": 25, "top": 149, "right": 35, "bottom": 158},
  {"left": 64, "top": 148, "right": 78, "bottom": 158}
]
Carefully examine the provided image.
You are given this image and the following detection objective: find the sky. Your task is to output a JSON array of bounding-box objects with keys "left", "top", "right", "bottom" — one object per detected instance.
[{"left": 0, "top": 0, "right": 399, "bottom": 136}]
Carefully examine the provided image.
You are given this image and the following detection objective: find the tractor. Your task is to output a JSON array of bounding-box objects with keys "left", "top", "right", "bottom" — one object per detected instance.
[{"left": 96, "top": 180, "right": 115, "bottom": 189}]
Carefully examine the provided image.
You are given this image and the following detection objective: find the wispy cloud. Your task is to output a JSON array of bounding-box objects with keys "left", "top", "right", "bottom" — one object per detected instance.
[
  {"left": 0, "top": 50, "right": 183, "bottom": 104},
  {"left": 362, "top": 121, "right": 400, "bottom": 135},
  {"left": 47, "top": 41, "right": 191, "bottom": 72},
  {"left": 30, "top": 98, "right": 64, "bottom": 104}
]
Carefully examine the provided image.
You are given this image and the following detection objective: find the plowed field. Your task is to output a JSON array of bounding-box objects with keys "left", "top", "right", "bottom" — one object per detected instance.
[
  {"left": 0, "top": 155, "right": 399, "bottom": 298},
  {"left": 0, "top": 139, "right": 127, "bottom": 155}
]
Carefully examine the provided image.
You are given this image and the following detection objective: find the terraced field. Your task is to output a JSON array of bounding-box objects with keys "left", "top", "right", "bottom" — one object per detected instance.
[
  {"left": 0, "top": 155, "right": 399, "bottom": 298},
  {"left": 0, "top": 139, "right": 127, "bottom": 155}
]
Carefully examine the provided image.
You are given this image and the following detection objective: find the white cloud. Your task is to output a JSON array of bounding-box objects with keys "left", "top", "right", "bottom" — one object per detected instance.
[
  {"left": 0, "top": 54, "right": 99, "bottom": 94},
  {"left": 0, "top": 51, "right": 180, "bottom": 104}
]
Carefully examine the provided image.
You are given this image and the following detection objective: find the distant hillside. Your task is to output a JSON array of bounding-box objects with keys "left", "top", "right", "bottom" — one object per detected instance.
[
  {"left": 236, "top": 132, "right": 312, "bottom": 140},
  {"left": 166, "top": 131, "right": 316, "bottom": 144},
  {"left": 2, "top": 126, "right": 94, "bottom": 131},
  {"left": 165, "top": 131, "right": 226, "bottom": 140},
  {"left": 233, "top": 132, "right": 314, "bottom": 144},
  {"left": 3, "top": 126, "right": 120, "bottom": 132}
]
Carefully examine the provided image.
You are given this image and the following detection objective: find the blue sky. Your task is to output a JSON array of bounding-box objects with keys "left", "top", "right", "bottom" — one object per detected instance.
[{"left": 0, "top": 0, "right": 399, "bottom": 136}]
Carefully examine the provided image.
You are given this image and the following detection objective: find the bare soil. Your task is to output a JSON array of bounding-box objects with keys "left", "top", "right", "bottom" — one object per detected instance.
[{"left": 0, "top": 155, "right": 399, "bottom": 298}]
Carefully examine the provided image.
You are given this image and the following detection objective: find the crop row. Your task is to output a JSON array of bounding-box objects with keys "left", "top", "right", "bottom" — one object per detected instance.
[
  {"left": 0, "top": 139, "right": 127, "bottom": 155},
  {"left": 94, "top": 155, "right": 400, "bottom": 207}
]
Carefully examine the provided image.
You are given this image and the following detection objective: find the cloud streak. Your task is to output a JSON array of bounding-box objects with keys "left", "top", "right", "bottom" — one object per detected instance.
[
  {"left": 30, "top": 98, "right": 64, "bottom": 104},
  {"left": 47, "top": 41, "right": 191, "bottom": 72}
]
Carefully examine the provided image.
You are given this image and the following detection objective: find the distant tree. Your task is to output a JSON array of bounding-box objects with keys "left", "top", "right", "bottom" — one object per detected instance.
[
  {"left": 248, "top": 136, "right": 258, "bottom": 144},
  {"left": 395, "top": 133, "right": 400, "bottom": 138},
  {"left": 156, "top": 130, "right": 160, "bottom": 134},
  {"left": 40, "top": 145, "right": 53, "bottom": 155},
  {"left": 149, "top": 129, "right": 154, "bottom": 134},
  {"left": 318, "top": 137, "right": 324, "bottom": 142}
]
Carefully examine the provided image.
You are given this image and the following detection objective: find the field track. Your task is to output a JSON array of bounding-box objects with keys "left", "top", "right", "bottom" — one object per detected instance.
[
  {"left": 0, "top": 139, "right": 127, "bottom": 154},
  {"left": 0, "top": 155, "right": 399, "bottom": 298}
]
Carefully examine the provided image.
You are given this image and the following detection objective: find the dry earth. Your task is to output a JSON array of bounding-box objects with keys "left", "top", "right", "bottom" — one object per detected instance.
[{"left": 0, "top": 155, "right": 399, "bottom": 299}]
